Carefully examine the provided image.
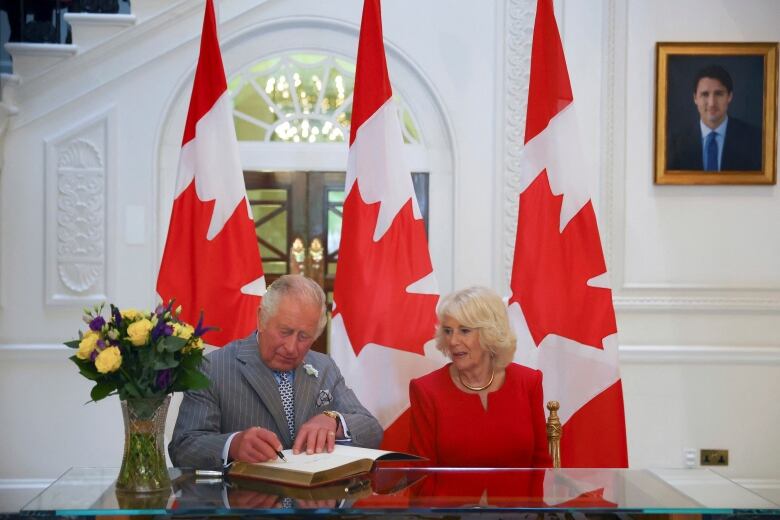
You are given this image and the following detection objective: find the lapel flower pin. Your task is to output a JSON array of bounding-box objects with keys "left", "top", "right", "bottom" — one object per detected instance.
[{"left": 303, "top": 363, "right": 319, "bottom": 378}]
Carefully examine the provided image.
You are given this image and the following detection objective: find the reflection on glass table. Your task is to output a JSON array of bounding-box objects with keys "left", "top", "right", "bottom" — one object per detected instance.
[{"left": 20, "top": 466, "right": 779, "bottom": 516}]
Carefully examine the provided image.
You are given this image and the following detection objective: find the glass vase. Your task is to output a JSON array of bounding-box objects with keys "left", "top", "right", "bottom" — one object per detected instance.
[{"left": 116, "top": 395, "right": 172, "bottom": 493}]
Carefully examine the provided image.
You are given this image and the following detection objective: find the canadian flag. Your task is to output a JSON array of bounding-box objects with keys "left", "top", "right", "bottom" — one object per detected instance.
[
  {"left": 157, "top": 0, "right": 264, "bottom": 346},
  {"left": 330, "top": 0, "right": 443, "bottom": 451},
  {"left": 508, "top": 0, "right": 628, "bottom": 466}
]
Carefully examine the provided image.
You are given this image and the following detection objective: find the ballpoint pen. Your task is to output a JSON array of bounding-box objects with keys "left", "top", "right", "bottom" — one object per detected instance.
[
  {"left": 194, "top": 468, "right": 225, "bottom": 484},
  {"left": 195, "top": 460, "right": 234, "bottom": 479},
  {"left": 195, "top": 469, "right": 225, "bottom": 477},
  {"left": 276, "top": 450, "right": 288, "bottom": 462}
]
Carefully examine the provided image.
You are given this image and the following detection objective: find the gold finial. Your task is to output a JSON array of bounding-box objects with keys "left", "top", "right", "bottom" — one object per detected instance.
[
  {"left": 546, "top": 400, "right": 561, "bottom": 468},
  {"left": 307, "top": 237, "right": 325, "bottom": 286},
  {"left": 309, "top": 237, "right": 324, "bottom": 266},
  {"left": 289, "top": 237, "right": 306, "bottom": 274}
]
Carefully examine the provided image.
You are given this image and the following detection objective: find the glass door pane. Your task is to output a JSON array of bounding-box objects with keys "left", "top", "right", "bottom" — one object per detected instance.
[{"left": 242, "top": 170, "right": 429, "bottom": 354}]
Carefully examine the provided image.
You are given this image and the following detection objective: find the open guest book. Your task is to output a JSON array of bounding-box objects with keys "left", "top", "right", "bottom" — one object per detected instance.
[{"left": 228, "top": 445, "right": 422, "bottom": 487}]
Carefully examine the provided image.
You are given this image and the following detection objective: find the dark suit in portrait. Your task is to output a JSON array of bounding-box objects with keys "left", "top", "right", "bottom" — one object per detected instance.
[
  {"left": 169, "top": 333, "right": 383, "bottom": 469},
  {"left": 667, "top": 116, "right": 762, "bottom": 171}
]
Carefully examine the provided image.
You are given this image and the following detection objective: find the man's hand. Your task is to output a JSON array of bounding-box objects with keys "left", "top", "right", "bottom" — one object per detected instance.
[
  {"left": 292, "top": 413, "right": 339, "bottom": 455},
  {"left": 229, "top": 426, "right": 283, "bottom": 463}
]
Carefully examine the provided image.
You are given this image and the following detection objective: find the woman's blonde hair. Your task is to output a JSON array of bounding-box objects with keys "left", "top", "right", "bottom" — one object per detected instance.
[{"left": 435, "top": 286, "right": 516, "bottom": 368}]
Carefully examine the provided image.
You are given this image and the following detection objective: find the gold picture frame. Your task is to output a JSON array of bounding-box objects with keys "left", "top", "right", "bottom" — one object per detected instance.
[{"left": 655, "top": 42, "right": 778, "bottom": 185}]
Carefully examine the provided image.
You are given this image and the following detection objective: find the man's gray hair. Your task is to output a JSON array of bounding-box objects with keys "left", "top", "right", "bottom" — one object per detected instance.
[{"left": 260, "top": 275, "right": 328, "bottom": 335}]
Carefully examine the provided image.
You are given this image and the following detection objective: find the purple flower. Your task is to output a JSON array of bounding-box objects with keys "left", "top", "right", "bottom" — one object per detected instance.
[
  {"left": 150, "top": 319, "right": 173, "bottom": 342},
  {"left": 155, "top": 369, "right": 172, "bottom": 390},
  {"left": 193, "top": 311, "right": 216, "bottom": 338},
  {"left": 97, "top": 339, "right": 106, "bottom": 350},
  {"left": 110, "top": 305, "right": 122, "bottom": 326},
  {"left": 90, "top": 350, "right": 98, "bottom": 362},
  {"left": 89, "top": 316, "right": 106, "bottom": 331}
]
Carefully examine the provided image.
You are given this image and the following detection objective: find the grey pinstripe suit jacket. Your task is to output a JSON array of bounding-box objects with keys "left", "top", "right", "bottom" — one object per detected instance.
[{"left": 168, "top": 333, "right": 383, "bottom": 469}]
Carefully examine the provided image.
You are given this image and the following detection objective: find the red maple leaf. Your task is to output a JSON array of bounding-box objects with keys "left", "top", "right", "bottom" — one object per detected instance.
[
  {"left": 157, "top": 181, "right": 263, "bottom": 346},
  {"left": 509, "top": 171, "right": 616, "bottom": 350},
  {"left": 334, "top": 183, "right": 438, "bottom": 356}
]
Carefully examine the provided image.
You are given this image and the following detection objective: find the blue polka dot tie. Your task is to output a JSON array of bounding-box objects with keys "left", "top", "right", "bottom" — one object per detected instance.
[{"left": 275, "top": 371, "right": 295, "bottom": 440}]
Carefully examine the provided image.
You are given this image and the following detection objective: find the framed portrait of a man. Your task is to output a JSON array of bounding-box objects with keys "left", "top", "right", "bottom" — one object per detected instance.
[{"left": 655, "top": 42, "right": 778, "bottom": 185}]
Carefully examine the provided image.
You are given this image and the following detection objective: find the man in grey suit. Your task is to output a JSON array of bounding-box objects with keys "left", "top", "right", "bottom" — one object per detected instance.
[
  {"left": 169, "top": 275, "right": 382, "bottom": 469},
  {"left": 667, "top": 64, "right": 762, "bottom": 171}
]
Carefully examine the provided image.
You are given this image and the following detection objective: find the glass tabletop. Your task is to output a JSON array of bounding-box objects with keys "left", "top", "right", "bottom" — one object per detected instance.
[{"left": 20, "top": 466, "right": 780, "bottom": 516}]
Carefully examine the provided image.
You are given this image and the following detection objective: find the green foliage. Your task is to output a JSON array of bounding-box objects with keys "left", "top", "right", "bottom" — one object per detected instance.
[{"left": 91, "top": 381, "right": 116, "bottom": 402}]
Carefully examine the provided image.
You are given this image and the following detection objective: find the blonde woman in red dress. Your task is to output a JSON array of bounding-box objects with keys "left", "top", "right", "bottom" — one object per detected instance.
[{"left": 409, "top": 286, "right": 552, "bottom": 468}]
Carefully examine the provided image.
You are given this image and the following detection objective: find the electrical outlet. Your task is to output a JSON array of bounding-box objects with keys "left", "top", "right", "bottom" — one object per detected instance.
[
  {"left": 683, "top": 448, "right": 697, "bottom": 468},
  {"left": 700, "top": 449, "right": 728, "bottom": 466}
]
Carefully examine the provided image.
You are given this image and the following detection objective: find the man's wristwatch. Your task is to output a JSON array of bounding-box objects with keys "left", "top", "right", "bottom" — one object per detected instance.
[{"left": 322, "top": 410, "right": 339, "bottom": 428}]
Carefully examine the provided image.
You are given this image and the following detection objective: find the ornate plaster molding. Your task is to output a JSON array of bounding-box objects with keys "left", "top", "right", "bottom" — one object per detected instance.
[
  {"left": 501, "top": 0, "right": 535, "bottom": 281},
  {"left": 601, "top": 0, "right": 618, "bottom": 276},
  {"left": 614, "top": 294, "right": 780, "bottom": 312},
  {"left": 45, "top": 118, "right": 109, "bottom": 305}
]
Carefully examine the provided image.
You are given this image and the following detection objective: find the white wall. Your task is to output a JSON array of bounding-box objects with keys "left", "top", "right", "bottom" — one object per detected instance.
[
  {"left": 0, "top": 0, "right": 778, "bottom": 492},
  {"left": 610, "top": 0, "right": 780, "bottom": 477}
]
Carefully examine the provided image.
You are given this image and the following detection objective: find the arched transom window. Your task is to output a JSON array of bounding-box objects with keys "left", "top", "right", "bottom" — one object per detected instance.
[{"left": 227, "top": 52, "right": 422, "bottom": 144}]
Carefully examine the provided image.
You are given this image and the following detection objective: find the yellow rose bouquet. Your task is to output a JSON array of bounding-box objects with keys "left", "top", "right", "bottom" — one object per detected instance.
[{"left": 65, "top": 301, "right": 210, "bottom": 402}]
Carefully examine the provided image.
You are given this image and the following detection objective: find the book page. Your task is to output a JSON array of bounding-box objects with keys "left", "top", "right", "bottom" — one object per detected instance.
[{"left": 250, "top": 445, "right": 392, "bottom": 474}]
